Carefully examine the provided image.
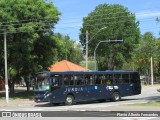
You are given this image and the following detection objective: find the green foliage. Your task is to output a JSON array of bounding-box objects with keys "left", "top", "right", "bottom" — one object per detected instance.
[
  {"left": 125, "top": 32, "right": 160, "bottom": 84},
  {"left": 80, "top": 4, "right": 140, "bottom": 70},
  {"left": 126, "top": 101, "right": 160, "bottom": 106},
  {"left": 132, "top": 32, "right": 156, "bottom": 73},
  {"left": 54, "top": 33, "right": 84, "bottom": 64},
  {"left": 0, "top": 39, "right": 4, "bottom": 79},
  {"left": 0, "top": 0, "right": 85, "bottom": 97},
  {"left": 80, "top": 60, "right": 95, "bottom": 70},
  {"left": 0, "top": 0, "right": 60, "bottom": 94},
  {"left": 0, "top": 0, "right": 60, "bottom": 32},
  {"left": 34, "top": 34, "right": 58, "bottom": 70}
]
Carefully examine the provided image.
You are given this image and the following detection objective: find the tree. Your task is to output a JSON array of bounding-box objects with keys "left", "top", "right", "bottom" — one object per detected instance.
[
  {"left": 71, "top": 43, "right": 84, "bottom": 64},
  {"left": 0, "top": 0, "right": 60, "bottom": 95},
  {"left": 0, "top": 39, "right": 4, "bottom": 79},
  {"left": 131, "top": 32, "right": 157, "bottom": 84},
  {"left": 54, "top": 33, "right": 84, "bottom": 64},
  {"left": 79, "top": 4, "right": 140, "bottom": 70},
  {"left": 34, "top": 33, "right": 58, "bottom": 71}
]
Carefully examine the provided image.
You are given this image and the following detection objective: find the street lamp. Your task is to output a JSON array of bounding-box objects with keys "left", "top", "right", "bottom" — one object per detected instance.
[
  {"left": 94, "top": 39, "right": 123, "bottom": 70},
  {"left": 85, "top": 27, "right": 107, "bottom": 71}
]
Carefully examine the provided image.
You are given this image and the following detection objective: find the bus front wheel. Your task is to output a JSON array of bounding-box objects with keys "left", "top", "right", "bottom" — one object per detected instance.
[
  {"left": 65, "top": 95, "right": 74, "bottom": 105},
  {"left": 111, "top": 92, "right": 121, "bottom": 102}
]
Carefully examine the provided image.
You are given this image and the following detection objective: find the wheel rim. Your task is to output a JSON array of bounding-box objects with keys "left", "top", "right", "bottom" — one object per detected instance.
[
  {"left": 114, "top": 93, "right": 120, "bottom": 101},
  {"left": 66, "top": 96, "right": 73, "bottom": 104},
  {"left": 115, "top": 94, "right": 119, "bottom": 100}
]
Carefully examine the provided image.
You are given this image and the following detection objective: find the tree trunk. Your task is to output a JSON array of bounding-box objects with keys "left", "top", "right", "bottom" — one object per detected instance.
[
  {"left": 108, "top": 53, "right": 114, "bottom": 70},
  {"left": 26, "top": 80, "right": 30, "bottom": 92},
  {"left": 9, "top": 79, "right": 15, "bottom": 97}
]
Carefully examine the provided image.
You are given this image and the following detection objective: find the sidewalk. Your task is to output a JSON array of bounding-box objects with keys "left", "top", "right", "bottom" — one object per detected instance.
[
  {"left": 0, "top": 86, "right": 35, "bottom": 107},
  {"left": 0, "top": 99, "right": 35, "bottom": 107}
]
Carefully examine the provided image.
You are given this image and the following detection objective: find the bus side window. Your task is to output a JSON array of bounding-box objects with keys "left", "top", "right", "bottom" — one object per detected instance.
[
  {"left": 130, "top": 73, "right": 139, "bottom": 83},
  {"left": 70, "top": 76, "right": 74, "bottom": 85},
  {"left": 122, "top": 74, "right": 129, "bottom": 83},
  {"left": 74, "top": 75, "right": 83, "bottom": 85},
  {"left": 84, "top": 74, "right": 93, "bottom": 85},
  {"left": 94, "top": 75, "right": 98, "bottom": 84},
  {"left": 64, "top": 75, "right": 74, "bottom": 85},
  {"left": 50, "top": 78, "right": 56, "bottom": 86},
  {"left": 77, "top": 79, "right": 82, "bottom": 85},
  {"left": 94, "top": 74, "right": 104, "bottom": 85},
  {"left": 114, "top": 74, "right": 122, "bottom": 84},
  {"left": 100, "top": 75, "right": 105, "bottom": 84},
  {"left": 105, "top": 74, "right": 113, "bottom": 85},
  {"left": 50, "top": 76, "right": 62, "bottom": 86},
  {"left": 106, "top": 79, "right": 111, "bottom": 85},
  {"left": 64, "top": 76, "right": 70, "bottom": 85},
  {"left": 58, "top": 78, "right": 62, "bottom": 86}
]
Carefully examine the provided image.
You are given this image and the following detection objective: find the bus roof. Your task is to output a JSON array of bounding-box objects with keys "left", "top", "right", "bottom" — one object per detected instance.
[{"left": 36, "top": 70, "right": 139, "bottom": 75}]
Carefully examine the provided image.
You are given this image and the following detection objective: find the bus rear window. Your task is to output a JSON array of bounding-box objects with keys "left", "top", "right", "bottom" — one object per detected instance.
[{"left": 130, "top": 73, "right": 140, "bottom": 83}]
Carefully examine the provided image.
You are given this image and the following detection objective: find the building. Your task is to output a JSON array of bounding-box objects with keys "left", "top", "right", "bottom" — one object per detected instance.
[{"left": 48, "top": 60, "right": 86, "bottom": 72}]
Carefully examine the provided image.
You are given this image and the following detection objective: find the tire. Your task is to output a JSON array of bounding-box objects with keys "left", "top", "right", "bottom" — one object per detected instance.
[
  {"left": 111, "top": 92, "right": 121, "bottom": 102},
  {"left": 65, "top": 95, "right": 74, "bottom": 105}
]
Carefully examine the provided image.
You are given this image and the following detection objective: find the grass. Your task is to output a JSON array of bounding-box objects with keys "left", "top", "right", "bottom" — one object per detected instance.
[
  {"left": 127, "top": 101, "right": 160, "bottom": 106},
  {"left": 0, "top": 91, "right": 34, "bottom": 100}
]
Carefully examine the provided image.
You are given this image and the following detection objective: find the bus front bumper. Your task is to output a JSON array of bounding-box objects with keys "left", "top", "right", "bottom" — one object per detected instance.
[
  {"left": 34, "top": 94, "right": 47, "bottom": 102},
  {"left": 34, "top": 98, "right": 47, "bottom": 103}
]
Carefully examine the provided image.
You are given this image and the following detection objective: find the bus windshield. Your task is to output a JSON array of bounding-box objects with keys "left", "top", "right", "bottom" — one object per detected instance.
[{"left": 35, "top": 77, "right": 50, "bottom": 91}]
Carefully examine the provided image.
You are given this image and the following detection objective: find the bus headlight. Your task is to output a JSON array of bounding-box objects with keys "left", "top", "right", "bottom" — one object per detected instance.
[{"left": 46, "top": 93, "right": 52, "bottom": 97}]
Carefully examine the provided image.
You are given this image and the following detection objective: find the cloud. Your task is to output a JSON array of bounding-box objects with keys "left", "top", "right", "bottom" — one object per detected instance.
[{"left": 136, "top": 10, "right": 160, "bottom": 19}]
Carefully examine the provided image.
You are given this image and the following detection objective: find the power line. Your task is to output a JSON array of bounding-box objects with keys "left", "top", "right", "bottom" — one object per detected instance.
[
  {"left": 53, "top": 17, "right": 157, "bottom": 29},
  {"left": 0, "top": 29, "right": 51, "bottom": 35},
  {"left": 55, "top": 6, "right": 160, "bottom": 21},
  {"left": 0, "top": 18, "right": 57, "bottom": 25},
  {"left": 0, "top": 24, "right": 53, "bottom": 34},
  {"left": 55, "top": 26, "right": 160, "bottom": 36},
  {"left": 0, "top": 10, "right": 158, "bottom": 32},
  {"left": 0, "top": 18, "right": 56, "bottom": 34},
  {"left": 82, "top": 17, "right": 157, "bottom": 26},
  {"left": 51, "top": 13, "right": 159, "bottom": 25},
  {"left": 83, "top": 20, "right": 138, "bottom": 27},
  {"left": 55, "top": 18, "right": 158, "bottom": 30}
]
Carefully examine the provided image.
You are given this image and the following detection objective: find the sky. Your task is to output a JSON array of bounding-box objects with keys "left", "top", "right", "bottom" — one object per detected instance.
[{"left": 53, "top": 0, "right": 160, "bottom": 41}]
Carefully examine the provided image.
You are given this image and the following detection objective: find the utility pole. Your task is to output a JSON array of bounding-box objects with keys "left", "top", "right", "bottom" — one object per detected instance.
[
  {"left": 85, "top": 30, "right": 88, "bottom": 71},
  {"left": 151, "top": 56, "right": 154, "bottom": 86},
  {"left": 85, "top": 27, "right": 107, "bottom": 71},
  {"left": 4, "top": 28, "right": 9, "bottom": 104}
]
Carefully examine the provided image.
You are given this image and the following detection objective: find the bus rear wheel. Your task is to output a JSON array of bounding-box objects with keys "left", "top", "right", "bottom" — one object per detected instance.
[
  {"left": 111, "top": 92, "right": 121, "bottom": 102},
  {"left": 65, "top": 95, "right": 74, "bottom": 105}
]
